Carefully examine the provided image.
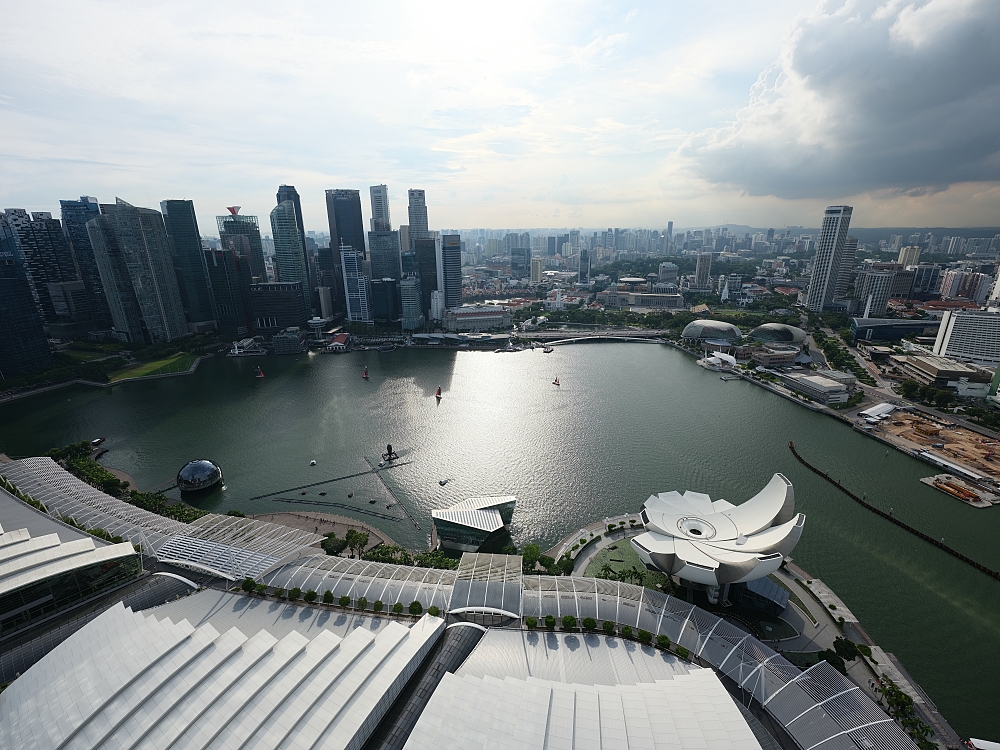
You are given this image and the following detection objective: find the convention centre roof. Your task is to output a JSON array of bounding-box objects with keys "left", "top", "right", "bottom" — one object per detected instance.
[
  {"left": 431, "top": 495, "right": 516, "bottom": 533},
  {"left": 0, "top": 487, "right": 136, "bottom": 599}
]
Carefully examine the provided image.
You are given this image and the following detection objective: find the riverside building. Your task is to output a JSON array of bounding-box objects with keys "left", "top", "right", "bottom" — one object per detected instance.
[{"left": 0, "top": 219, "right": 52, "bottom": 375}]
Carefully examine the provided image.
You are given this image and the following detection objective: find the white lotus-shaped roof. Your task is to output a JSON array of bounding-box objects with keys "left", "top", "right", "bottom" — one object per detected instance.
[{"left": 631, "top": 473, "right": 805, "bottom": 586}]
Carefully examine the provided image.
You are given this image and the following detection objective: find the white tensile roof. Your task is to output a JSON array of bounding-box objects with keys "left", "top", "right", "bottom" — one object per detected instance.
[
  {"left": 431, "top": 495, "right": 516, "bottom": 533},
  {"left": 0, "top": 602, "right": 444, "bottom": 750},
  {"left": 404, "top": 668, "right": 762, "bottom": 749}
]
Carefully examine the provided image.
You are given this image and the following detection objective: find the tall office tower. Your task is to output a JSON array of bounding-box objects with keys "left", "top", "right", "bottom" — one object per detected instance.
[
  {"left": 276, "top": 185, "right": 313, "bottom": 296},
  {"left": 897, "top": 245, "right": 921, "bottom": 268},
  {"left": 60, "top": 197, "right": 113, "bottom": 330},
  {"left": 370, "top": 185, "right": 391, "bottom": 232},
  {"left": 888, "top": 235, "right": 903, "bottom": 253},
  {"left": 86, "top": 213, "right": 145, "bottom": 343},
  {"left": 578, "top": 248, "right": 591, "bottom": 284},
  {"left": 0, "top": 219, "right": 52, "bottom": 376},
  {"left": 666, "top": 221, "right": 674, "bottom": 248},
  {"left": 325, "top": 190, "right": 367, "bottom": 260},
  {"left": 161, "top": 200, "right": 215, "bottom": 332},
  {"left": 407, "top": 189, "right": 428, "bottom": 234},
  {"left": 340, "top": 246, "right": 371, "bottom": 323},
  {"left": 400, "top": 275, "right": 424, "bottom": 330},
  {"left": 658, "top": 262, "right": 679, "bottom": 284},
  {"left": 804, "top": 205, "right": 853, "bottom": 312},
  {"left": 270, "top": 200, "right": 310, "bottom": 309},
  {"left": 370, "top": 278, "right": 400, "bottom": 322},
  {"left": 368, "top": 230, "right": 402, "bottom": 281},
  {"left": 249, "top": 281, "right": 309, "bottom": 334},
  {"left": 855, "top": 270, "right": 895, "bottom": 317},
  {"left": 570, "top": 229, "right": 580, "bottom": 249},
  {"left": 694, "top": 252, "right": 713, "bottom": 290},
  {"left": 0, "top": 207, "right": 31, "bottom": 249},
  {"left": 399, "top": 225, "right": 410, "bottom": 254},
  {"left": 834, "top": 236, "right": 858, "bottom": 298},
  {"left": 217, "top": 209, "right": 267, "bottom": 282},
  {"left": 8, "top": 211, "right": 80, "bottom": 325},
  {"left": 547, "top": 236, "right": 557, "bottom": 256},
  {"left": 510, "top": 247, "right": 531, "bottom": 278},
  {"left": 439, "top": 234, "right": 462, "bottom": 309},
  {"left": 204, "top": 248, "right": 252, "bottom": 337},
  {"left": 530, "top": 257, "right": 544, "bottom": 284},
  {"left": 414, "top": 238, "right": 438, "bottom": 318}
]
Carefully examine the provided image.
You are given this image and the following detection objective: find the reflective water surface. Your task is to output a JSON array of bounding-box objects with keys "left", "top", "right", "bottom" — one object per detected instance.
[{"left": 1, "top": 344, "right": 998, "bottom": 737}]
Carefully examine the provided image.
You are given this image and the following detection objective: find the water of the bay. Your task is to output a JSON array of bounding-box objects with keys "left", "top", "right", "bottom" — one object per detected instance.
[{"left": 1, "top": 343, "right": 997, "bottom": 737}]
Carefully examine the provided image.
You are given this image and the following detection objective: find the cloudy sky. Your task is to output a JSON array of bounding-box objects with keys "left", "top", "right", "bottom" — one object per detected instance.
[{"left": 2, "top": 0, "right": 999, "bottom": 232}]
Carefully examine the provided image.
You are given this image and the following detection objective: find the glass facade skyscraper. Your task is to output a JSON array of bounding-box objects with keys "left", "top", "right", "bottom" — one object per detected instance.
[
  {"left": 369, "top": 185, "right": 390, "bottom": 232},
  {"left": 11, "top": 211, "right": 79, "bottom": 325},
  {"left": 0, "top": 219, "right": 52, "bottom": 376},
  {"left": 270, "top": 200, "right": 310, "bottom": 309},
  {"left": 161, "top": 199, "right": 215, "bottom": 331},
  {"left": 414, "top": 238, "right": 438, "bottom": 319},
  {"left": 325, "top": 189, "right": 366, "bottom": 260},
  {"left": 805, "top": 205, "right": 853, "bottom": 312},
  {"left": 217, "top": 211, "right": 266, "bottom": 282},
  {"left": 368, "top": 230, "right": 401, "bottom": 281},
  {"left": 440, "top": 234, "right": 462, "bottom": 309},
  {"left": 205, "top": 248, "right": 252, "bottom": 337},
  {"left": 340, "top": 247, "right": 371, "bottom": 323},
  {"left": 60, "top": 196, "right": 113, "bottom": 330}
]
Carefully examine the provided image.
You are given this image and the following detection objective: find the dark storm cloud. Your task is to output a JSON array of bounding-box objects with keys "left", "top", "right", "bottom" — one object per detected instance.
[{"left": 684, "top": 0, "right": 1000, "bottom": 198}]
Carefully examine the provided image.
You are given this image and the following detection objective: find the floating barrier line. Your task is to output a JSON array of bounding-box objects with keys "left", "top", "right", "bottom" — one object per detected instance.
[
  {"left": 364, "top": 456, "right": 421, "bottom": 529},
  {"left": 248, "top": 461, "right": 412, "bottom": 500},
  {"left": 788, "top": 441, "right": 1000, "bottom": 583},
  {"left": 271, "top": 497, "right": 402, "bottom": 521}
]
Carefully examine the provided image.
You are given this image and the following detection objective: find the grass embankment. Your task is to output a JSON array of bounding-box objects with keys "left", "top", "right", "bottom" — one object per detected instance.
[{"left": 108, "top": 353, "right": 198, "bottom": 382}]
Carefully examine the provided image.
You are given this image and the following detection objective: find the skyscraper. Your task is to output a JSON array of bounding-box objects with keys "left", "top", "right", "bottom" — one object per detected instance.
[
  {"left": 578, "top": 248, "right": 591, "bottom": 284},
  {"left": 898, "top": 245, "right": 921, "bottom": 268},
  {"left": 276, "top": 185, "right": 312, "bottom": 296},
  {"left": 510, "top": 247, "right": 531, "bottom": 278},
  {"left": 60, "top": 196, "right": 113, "bottom": 330},
  {"left": 439, "top": 234, "right": 462, "bottom": 309},
  {"left": 325, "top": 190, "right": 366, "bottom": 260},
  {"left": 530, "top": 257, "right": 543, "bottom": 285},
  {"left": 414, "top": 238, "right": 438, "bottom": 319},
  {"left": 217, "top": 209, "right": 267, "bottom": 282},
  {"left": 834, "top": 236, "right": 858, "bottom": 298},
  {"left": 370, "top": 185, "right": 390, "bottom": 232},
  {"left": 87, "top": 199, "right": 188, "bottom": 343},
  {"left": 407, "top": 189, "right": 428, "bottom": 234},
  {"left": 805, "top": 205, "right": 853, "bottom": 312},
  {"left": 161, "top": 200, "right": 215, "bottom": 332},
  {"left": 270, "top": 200, "right": 310, "bottom": 309},
  {"left": 341, "top": 246, "right": 371, "bottom": 323},
  {"left": 204, "top": 247, "right": 252, "bottom": 337},
  {"left": 368, "top": 230, "right": 402, "bottom": 281},
  {"left": 694, "top": 253, "right": 713, "bottom": 290},
  {"left": 855, "top": 269, "right": 895, "bottom": 318},
  {"left": 0, "top": 218, "right": 52, "bottom": 376},
  {"left": 8, "top": 210, "right": 79, "bottom": 326},
  {"left": 400, "top": 275, "right": 424, "bottom": 331}
]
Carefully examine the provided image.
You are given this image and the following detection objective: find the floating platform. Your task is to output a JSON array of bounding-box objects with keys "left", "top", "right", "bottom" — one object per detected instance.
[{"left": 919, "top": 474, "right": 997, "bottom": 508}]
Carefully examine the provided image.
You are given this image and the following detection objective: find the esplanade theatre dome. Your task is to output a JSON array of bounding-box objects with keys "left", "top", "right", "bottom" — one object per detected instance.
[
  {"left": 749, "top": 323, "right": 808, "bottom": 344},
  {"left": 681, "top": 319, "right": 742, "bottom": 340},
  {"left": 177, "top": 459, "right": 223, "bottom": 493}
]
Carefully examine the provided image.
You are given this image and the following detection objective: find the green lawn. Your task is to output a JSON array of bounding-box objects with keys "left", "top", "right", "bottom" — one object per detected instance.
[
  {"left": 584, "top": 541, "right": 675, "bottom": 593},
  {"left": 60, "top": 350, "right": 107, "bottom": 362},
  {"left": 109, "top": 353, "right": 199, "bottom": 382}
]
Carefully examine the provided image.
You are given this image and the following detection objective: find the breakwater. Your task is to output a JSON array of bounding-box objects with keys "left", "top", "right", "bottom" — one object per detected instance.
[{"left": 788, "top": 440, "right": 1000, "bottom": 584}]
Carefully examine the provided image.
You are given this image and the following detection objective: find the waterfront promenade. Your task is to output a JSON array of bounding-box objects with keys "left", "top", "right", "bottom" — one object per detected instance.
[{"left": 250, "top": 511, "right": 396, "bottom": 552}]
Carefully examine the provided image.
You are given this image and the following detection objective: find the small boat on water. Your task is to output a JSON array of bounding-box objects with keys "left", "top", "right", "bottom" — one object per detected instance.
[
  {"left": 348, "top": 491, "right": 354, "bottom": 498},
  {"left": 543, "top": 346, "right": 554, "bottom": 354},
  {"left": 319, "top": 492, "right": 327, "bottom": 496},
  {"left": 439, "top": 479, "right": 449, "bottom": 486},
  {"left": 553, "top": 377, "right": 560, "bottom": 386},
  {"left": 435, "top": 386, "right": 442, "bottom": 399},
  {"left": 368, "top": 499, "right": 376, "bottom": 504},
  {"left": 310, "top": 460, "right": 317, "bottom": 466},
  {"left": 378, "top": 344, "right": 396, "bottom": 352},
  {"left": 362, "top": 367, "right": 369, "bottom": 380},
  {"left": 255, "top": 366, "right": 265, "bottom": 378}
]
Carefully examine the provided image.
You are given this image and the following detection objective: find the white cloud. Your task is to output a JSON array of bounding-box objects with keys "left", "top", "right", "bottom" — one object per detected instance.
[{"left": 683, "top": 0, "right": 1000, "bottom": 199}]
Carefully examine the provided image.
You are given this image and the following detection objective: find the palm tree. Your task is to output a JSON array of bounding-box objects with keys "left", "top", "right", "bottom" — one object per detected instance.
[{"left": 599, "top": 563, "right": 615, "bottom": 580}]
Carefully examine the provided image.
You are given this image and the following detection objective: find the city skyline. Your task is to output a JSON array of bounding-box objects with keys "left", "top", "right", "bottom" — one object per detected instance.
[{"left": 3, "top": 1, "right": 999, "bottom": 230}]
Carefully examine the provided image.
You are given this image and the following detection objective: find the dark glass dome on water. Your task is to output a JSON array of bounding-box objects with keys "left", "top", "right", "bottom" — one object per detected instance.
[{"left": 177, "top": 459, "right": 224, "bottom": 493}]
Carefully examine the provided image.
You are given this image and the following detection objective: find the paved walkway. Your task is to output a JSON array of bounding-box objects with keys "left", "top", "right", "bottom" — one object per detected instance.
[{"left": 249, "top": 512, "right": 397, "bottom": 552}]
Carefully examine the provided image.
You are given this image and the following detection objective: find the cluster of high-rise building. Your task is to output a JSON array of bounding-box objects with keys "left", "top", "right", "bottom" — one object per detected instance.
[{"left": 0, "top": 184, "right": 471, "bottom": 377}]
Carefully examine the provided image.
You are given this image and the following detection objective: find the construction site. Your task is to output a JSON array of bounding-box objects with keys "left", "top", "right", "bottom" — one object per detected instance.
[{"left": 859, "top": 407, "right": 1000, "bottom": 507}]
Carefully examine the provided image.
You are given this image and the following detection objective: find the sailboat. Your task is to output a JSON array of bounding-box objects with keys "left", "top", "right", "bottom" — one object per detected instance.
[
  {"left": 552, "top": 376, "right": 560, "bottom": 386},
  {"left": 255, "top": 366, "right": 264, "bottom": 379},
  {"left": 435, "top": 386, "right": 442, "bottom": 400},
  {"left": 362, "top": 366, "right": 369, "bottom": 380}
]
